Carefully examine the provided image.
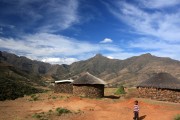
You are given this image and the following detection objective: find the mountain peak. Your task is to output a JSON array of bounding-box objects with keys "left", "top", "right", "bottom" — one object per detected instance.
[
  {"left": 140, "top": 53, "right": 153, "bottom": 57},
  {"left": 93, "top": 53, "right": 106, "bottom": 59},
  {"left": 142, "top": 53, "right": 152, "bottom": 56},
  {"left": 94, "top": 53, "right": 103, "bottom": 57}
]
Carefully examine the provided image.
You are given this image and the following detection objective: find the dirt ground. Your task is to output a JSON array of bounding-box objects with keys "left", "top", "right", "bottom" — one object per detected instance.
[{"left": 0, "top": 90, "right": 180, "bottom": 120}]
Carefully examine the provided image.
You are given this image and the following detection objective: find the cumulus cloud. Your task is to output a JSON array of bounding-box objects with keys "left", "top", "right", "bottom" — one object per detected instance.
[
  {"left": 0, "top": 33, "right": 122, "bottom": 64},
  {"left": 105, "top": 1, "right": 180, "bottom": 42},
  {"left": 42, "top": 57, "right": 78, "bottom": 65},
  {"left": 100, "top": 38, "right": 113, "bottom": 43},
  {"left": 106, "top": 56, "right": 114, "bottom": 59}
]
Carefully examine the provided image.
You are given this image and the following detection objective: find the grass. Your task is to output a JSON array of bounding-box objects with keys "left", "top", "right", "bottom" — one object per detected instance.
[
  {"left": 104, "top": 88, "right": 117, "bottom": 96},
  {"left": 75, "top": 109, "right": 83, "bottom": 114},
  {"left": 13, "top": 116, "right": 22, "bottom": 120},
  {"left": 114, "top": 86, "right": 126, "bottom": 95},
  {"left": 47, "top": 94, "right": 71, "bottom": 100},
  {"left": 59, "top": 95, "right": 70, "bottom": 100},
  {"left": 124, "top": 87, "right": 138, "bottom": 99},
  {"left": 31, "top": 108, "right": 78, "bottom": 119},
  {"left": 174, "top": 114, "right": 180, "bottom": 120},
  {"left": 52, "top": 96, "right": 57, "bottom": 99},
  {"left": 32, "top": 113, "right": 42, "bottom": 119},
  {"left": 55, "top": 107, "right": 72, "bottom": 116},
  {"left": 29, "top": 94, "right": 40, "bottom": 101}
]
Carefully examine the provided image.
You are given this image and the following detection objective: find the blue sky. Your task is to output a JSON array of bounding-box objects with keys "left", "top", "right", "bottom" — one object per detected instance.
[{"left": 0, "top": 0, "right": 180, "bottom": 64}]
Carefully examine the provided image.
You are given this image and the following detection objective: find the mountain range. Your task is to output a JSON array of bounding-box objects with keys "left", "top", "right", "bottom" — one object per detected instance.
[{"left": 1, "top": 51, "right": 180, "bottom": 87}]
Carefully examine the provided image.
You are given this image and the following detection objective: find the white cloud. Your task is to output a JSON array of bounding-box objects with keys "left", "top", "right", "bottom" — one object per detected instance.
[
  {"left": 105, "top": 1, "right": 180, "bottom": 42},
  {"left": 101, "top": 1, "right": 180, "bottom": 61},
  {"left": 105, "top": 52, "right": 143, "bottom": 60},
  {"left": 106, "top": 56, "right": 114, "bottom": 59},
  {"left": 0, "top": 0, "right": 79, "bottom": 33},
  {"left": 139, "top": 0, "right": 180, "bottom": 9},
  {"left": 0, "top": 33, "right": 122, "bottom": 64},
  {"left": 36, "top": 0, "right": 79, "bottom": 32},
  {"left": 100, "top": 38, "right": 113, "bottom": 43},
  {"left": 129, "top": 38, "right": 180, "bottom": 60},
  {"left": 42, "top": 57, "right": 78, "bottom": 65}
]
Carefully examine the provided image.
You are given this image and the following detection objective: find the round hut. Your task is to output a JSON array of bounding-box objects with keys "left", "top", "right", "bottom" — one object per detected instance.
[
  {"left": 73, "top": 72, "right": 106, "bottom": 98},
  {"left": 137, "top": 72, "right": 180, "bottom": 103},
  {"left": 54, "top": 80, "right": 73, "bottom": 94}
]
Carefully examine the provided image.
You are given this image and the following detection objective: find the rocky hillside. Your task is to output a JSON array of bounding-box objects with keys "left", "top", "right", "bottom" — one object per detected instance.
[
  {"left": 70, "top": 53, "right": 180, "bottom": 86},
  {"left": 0, "top": 51, "right": 70, "bottom": 80},
  {"left": 0, "top": 60, "right": 44, "bottom": 100},
  {"left": 1, "top": 51, "right": 180, "bottom": 88}
]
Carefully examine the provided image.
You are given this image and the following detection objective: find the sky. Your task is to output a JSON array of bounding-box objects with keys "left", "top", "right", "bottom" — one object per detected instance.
[{"left": 0, "top": 0, "right": 180, "bottom": 65}]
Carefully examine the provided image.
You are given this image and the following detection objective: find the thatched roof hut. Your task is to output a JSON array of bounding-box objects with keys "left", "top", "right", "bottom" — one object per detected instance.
[
  {"left": 73, "top": 72, "right": 106, "bottom": 98},
  {"left": 54, "top": 80, "right": 73, "bottom": 94},
  {"left": 137, "top": 73, "right": 180, "bottom": 103},
  {"left": 138, "top": 72, "right": 180, "bottom": 90}
]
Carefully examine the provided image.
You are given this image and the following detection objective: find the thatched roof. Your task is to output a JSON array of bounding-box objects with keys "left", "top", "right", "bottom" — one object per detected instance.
[
  {"left": 73, "top": 72, "right": 106, "bottom": 85},
  {"left": 138, "top": 73, "right": 180, "bottom": 90}
]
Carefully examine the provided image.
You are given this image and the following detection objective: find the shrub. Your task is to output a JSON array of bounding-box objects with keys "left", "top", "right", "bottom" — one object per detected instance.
[
  {"left": 0, "top": 77, "right": 43, "bottom": 101},
  {"left": 174, "top": 114, "right": 180, "bottom": 120},
  {"left": 32, "top": 113, "right": 42, "bottom": 119},
  {"left": 48, "top": 109, "right": 53, "bottom": 113},
  {"left": 29, "top": 94, "right": 40, "bottom": 101},
  {"left": 58, "top": 96, "right": 70, "bottom": 100},
  {"left": 52, "top": 96, "right": 57, "bottom": 99},
  {"left": 115, "top": 86, "right": 126, "bottom": 95},
  {"left": 32, "top": 112, "right": 48, "bottom": 120},
  {"left": 55, "top": 107, "right": 71, "bottom": 116}
]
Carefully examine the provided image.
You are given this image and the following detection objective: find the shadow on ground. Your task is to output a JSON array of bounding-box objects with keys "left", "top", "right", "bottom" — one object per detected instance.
[
  {"left": 139, "top": 115, "right": 146, "bottom": 120},
  {"left": 104, "top": 95, "right": 120, "bottom": 99}
]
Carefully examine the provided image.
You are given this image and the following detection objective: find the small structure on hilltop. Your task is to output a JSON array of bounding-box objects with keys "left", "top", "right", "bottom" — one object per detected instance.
[
  {"left": 54, "top": 80, "right": 73, "bottom": 94},
  {"left": 73, "top": 72, "right": 107, "bottom": 98},
  {"left": 137, "top": 72, "right": 180, "bottom": 103}
]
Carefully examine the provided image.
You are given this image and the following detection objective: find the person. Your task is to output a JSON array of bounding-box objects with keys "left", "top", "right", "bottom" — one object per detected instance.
[{"left": 133, "top": 100, "right": 139, "bottom": 120}]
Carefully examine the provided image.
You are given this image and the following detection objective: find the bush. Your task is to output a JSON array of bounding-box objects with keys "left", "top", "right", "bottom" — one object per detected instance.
[
  {"left": 115, "top": 86, "right": 126, "bottom": 95},
  {"left": 29, "top": 94, "right": 40, "bottom": 101},
  {"left": 32, "top": 113, "right": 42, "bottom": 119},
  {"left": 32, "top": 112, "right": 48, "bottom": 120},
  {"left": 174, "top": 114, "right": 180, "bottom": 120},
  {"left": 55, "top": 107, "right": 71, "bottom": 116},
  {"left": 0, "top": 77, "right": 43, "bottom": 101}
]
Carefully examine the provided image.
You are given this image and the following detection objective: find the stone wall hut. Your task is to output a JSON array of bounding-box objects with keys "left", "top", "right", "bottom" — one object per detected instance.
[
  {"left": 137, "top": 73, "right": 180, "bottom": 103},
  {"left": 73, "top": 72, "right": 106, "bottom": 98},
  {"left": 54, "top": 80, "right": 73, "bottom": 94}
]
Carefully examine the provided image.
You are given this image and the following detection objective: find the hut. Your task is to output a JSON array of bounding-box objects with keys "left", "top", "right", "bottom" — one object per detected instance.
[
  {"left": 54, "top": 80, "right": 73, "bottom": 94},
  {"left": 73, "top": 72, "right": 106, "bottom": 98},
  {"left": 137, "top": 72, "right": 180, "bottom": 103}
]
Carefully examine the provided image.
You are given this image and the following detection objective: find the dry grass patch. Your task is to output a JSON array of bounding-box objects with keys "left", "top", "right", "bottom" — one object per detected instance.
[
  {"left": 174, "top": 114, "right": 180, "bottom": 120},
  {"left": 32, "top": 107, "right": 83, "bottom": 120}
]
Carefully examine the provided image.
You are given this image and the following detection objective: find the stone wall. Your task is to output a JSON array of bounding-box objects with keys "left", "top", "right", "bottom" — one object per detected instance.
[
  {"left": 73, "top": 84, "right": 104, "bottom": 98},
  {"left": 54, "top": 82, "right": 73, "bottom": 94},
  {"left": 137, "top": 87, "right": 180, "bottom": 103}
]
